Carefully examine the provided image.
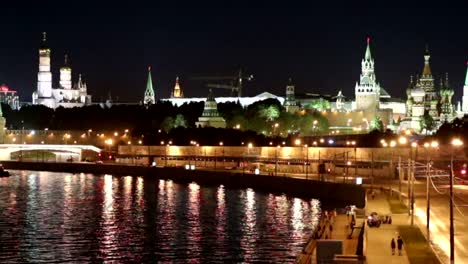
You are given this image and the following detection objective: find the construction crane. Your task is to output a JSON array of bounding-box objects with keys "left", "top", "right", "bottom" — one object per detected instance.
[{"left": 190, "top": 69, "right": 253, "bottom": 97}]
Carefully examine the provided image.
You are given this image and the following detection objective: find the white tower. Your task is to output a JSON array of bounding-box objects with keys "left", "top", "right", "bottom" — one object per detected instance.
[
  {"left": 355, "top": 37, "right": 381, "bottom": 111},
  {"left": 37, "top": 32, "right": 53, "bottom": 98},
  {"left": 59, "top": 54, "right": 72, "bottom": 89},
  {"left": 462, "top": 62, "right": 468, "bottom": 112}
]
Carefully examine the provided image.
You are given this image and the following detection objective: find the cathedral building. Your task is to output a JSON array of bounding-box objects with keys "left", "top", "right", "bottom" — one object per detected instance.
[
  {"left": 32, "top": 33, "right": 91, "bottom": 108},
  {"left": 195, "top": 89, "right": 226, "bottom": 128},
  {"left": 401, "top": 48, "right": 456, "bottom": 133}
]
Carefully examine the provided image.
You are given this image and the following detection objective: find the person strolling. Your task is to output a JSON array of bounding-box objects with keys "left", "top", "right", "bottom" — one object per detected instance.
[
  {"left": 397, "top": 236, "right": 404, "bottom": 256},
  {"left": 391, "top": 238, "right": 396, "bottom": 255}
]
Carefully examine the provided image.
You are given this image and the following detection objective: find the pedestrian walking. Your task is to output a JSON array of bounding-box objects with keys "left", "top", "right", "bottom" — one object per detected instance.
[
  {"left": 397, "top": 236, "right": 403, "bottom": 256},
  {"left": 371, "top": 190, "right": 375, "bottom": 200},
  {"left": 388, "top": 216, "right": 392, "bottom": 225},
  {"left": 329, "top": 224, "right": 333, "bottom": 238},
  {"left": 391, "top": 238, "right": 396, "bottom": 255}
]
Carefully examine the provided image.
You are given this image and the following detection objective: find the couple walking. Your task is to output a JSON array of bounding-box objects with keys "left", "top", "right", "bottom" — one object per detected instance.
[{"left": 391, "top": 236, "right": 404, "bottom": 256}]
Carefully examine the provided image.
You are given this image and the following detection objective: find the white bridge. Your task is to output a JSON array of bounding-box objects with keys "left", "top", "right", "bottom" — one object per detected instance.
[{"left": 0, "top": 144, "right": 102, "bottom": 161}]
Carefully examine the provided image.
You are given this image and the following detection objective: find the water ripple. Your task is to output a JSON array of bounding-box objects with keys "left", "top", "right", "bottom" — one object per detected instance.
[{"left": 0, "top": 171, "right": 321, "bottom": 263}]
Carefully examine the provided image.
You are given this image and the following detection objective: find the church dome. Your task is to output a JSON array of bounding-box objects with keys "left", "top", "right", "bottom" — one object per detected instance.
[{"left": 411, "top": 87, "right": 425, "bottom": 97}]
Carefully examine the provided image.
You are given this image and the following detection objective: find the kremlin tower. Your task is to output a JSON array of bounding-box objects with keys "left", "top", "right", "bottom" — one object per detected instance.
[
  {"left": 143, "top": 67, "right": 156, "bottom": 105},
  {"left": 462, "top": 62, "right": 468, "bottom": 113},
  {"left": 354, "top": 37, "right": 381, "bottom": 111},
  {"left": 171, "top": 77, "right": 184, "bottom": 98}
]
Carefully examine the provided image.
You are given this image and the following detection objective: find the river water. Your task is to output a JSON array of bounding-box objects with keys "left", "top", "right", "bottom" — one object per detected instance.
[{"left": 0, "top": 171, "right": 321, "bottom": 263}]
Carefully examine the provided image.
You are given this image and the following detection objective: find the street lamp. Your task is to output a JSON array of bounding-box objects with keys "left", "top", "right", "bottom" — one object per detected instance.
[
  {"left": 424, "top": 140, "right": 438, "bottom": 243},
  {"left": 313, "top": 120, "right": 318, "bottom": 136},
  {"left": 409, "top": 141, "right": 418, "bottom": 226},
  {"left": 294, "top": 139, "right": 301, "bottom": 146},
  {"left": 449, "top": 138, "right": 463, "bottom": 264},
  {"left": 304, "top": 144, "right": 309, "bottom": 179},
  {"left": 219, "top": 141, "right": 224, "bottom": 168}
]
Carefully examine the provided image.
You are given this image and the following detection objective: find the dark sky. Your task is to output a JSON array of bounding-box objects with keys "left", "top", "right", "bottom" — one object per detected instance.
[{"left": 1, "top": 2, "right": 467, "bottom": 103}]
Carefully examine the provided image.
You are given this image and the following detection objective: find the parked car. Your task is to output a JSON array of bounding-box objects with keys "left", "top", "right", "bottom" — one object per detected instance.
[{"left": 367, "top": 212, "right": 381, "bottom": 227}]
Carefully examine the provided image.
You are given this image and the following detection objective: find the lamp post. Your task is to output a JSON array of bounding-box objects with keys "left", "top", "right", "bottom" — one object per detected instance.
[
  {"left": 313, "top": 120, "right": 318, "bottom": 136},
  {"left": 105, "top": 139, "right": 113, "bottom": 161},
  {"left": 409, "top": 141, "right": 417, "bottom": 226},
  {"left": 20, "top": 120, "right": 24, "bottom": 161},
  {"left": 304, "top": 144, "right": 309, "bottom": 179},
  {"left": 219, "top": 141, "right": 224, "bottom": 169},
  {"left": 449, "top": 138, "right": 463, "bottom": 264},
  {"left": 275, "top": 145, "right": 280, "bottom": 176},
  {"left": 423, "top": 140, "right": 438, "bottom": 243}
]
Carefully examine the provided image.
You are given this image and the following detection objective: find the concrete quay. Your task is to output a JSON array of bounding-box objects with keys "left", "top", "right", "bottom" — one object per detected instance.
[{"left": 296, "top": 214, "right": 362, "bottom": 264}]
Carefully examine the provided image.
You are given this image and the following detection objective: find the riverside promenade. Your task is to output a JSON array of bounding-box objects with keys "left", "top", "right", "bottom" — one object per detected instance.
[
  {"left": 365, "top": 189, "right": 410, "bottom": 264},
  {"left": 365, "top": 186, "right": 442, "bottom": 264},
  {"left": 296, "top": 214, "right": 361, "bottom": 263}
]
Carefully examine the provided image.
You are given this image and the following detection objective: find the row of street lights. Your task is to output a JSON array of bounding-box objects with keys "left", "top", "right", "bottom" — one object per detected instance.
[{"left": 382, "top": 136, "right": 463, "bottom": 263}]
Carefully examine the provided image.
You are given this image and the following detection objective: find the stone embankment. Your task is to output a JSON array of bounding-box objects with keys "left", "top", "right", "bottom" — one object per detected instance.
[{"left": 1, "top": 161, "right": 366, "bottom": 207}]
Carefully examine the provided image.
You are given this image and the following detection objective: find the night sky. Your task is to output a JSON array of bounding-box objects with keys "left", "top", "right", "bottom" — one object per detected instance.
[{"left": 1, "top": 2, "right": 467, "bottom": 103}]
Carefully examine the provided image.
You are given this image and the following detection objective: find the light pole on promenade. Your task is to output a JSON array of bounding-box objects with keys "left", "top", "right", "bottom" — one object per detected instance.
[
  {"left": 275, "top": 145, "right": 280, "bottom": 176},
  {"left": 219, "top": 141, "right": 224, "bottom": 169},
  {"left": 304, "top": 144, "right": 309, "bottom": 179},
  {"left": 450, "top": 138, "right": 463, "bottom": 264},
  {"left": 423, "top": 140, "right": 438, "bottom": 243},
  {"left": 409, "top": 141, "right": 418, "bottom": 226}
]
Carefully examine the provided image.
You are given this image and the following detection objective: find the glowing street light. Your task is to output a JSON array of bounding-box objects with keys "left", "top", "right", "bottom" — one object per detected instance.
[
  {"left": 294, "top": 139, "right": 301, "bottom": 146},
  {"left": 398, "top": 136, "right": 408, "bottom": 145}
]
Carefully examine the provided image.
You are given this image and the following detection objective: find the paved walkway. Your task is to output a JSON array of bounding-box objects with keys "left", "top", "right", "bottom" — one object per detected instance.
[
  {"left": 365, "top": 189, "right": 410, "bottom": 264},
  {"left": 296, "top": 214, "right": 359, "bottom": 263}
]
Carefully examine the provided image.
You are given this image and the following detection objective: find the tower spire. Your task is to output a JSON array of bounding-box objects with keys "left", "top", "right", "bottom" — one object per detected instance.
[
  {"left": 171, "top": 76, "right": 184, "bottom": 98},
  {"left": 422, "top": 45, "right": 432, "bottom": 77},
  {"left": 64, "top": 54, "right": 69, "bottom": 66},
  {"left": 40, "top": 32, "right": 49, "bottom": 50},
  {"left": 365, "top": 37, "right": 372, "bottom": 61},
  {"left": 465, "top": 61, "right": 468, "bottom": 86},
  {"left": 143, "top": 66, "right": 155, "bottom": 105}
]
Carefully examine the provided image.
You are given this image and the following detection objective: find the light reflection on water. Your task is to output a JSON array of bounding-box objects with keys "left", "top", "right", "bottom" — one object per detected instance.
[{"left": 0, "top": 171, "right": 321, "bottom": 263}]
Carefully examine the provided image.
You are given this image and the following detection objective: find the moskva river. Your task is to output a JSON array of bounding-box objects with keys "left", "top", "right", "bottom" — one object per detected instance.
[{"left": 0, "top": 171, "right": 321, "bottom": 263}]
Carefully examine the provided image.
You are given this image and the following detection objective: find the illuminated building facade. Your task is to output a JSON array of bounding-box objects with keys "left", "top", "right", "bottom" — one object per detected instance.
[
  {"left": 401, "top": 48, "right": 456, "bottom": 133},
  {"left": 0, "top": 84, "right": 20, "bottom": 110},
  {"left": 195, "top": 89, "right": 226, "bottom": 128},
  {"left": 32, "top": 32, "right": 91, "bottom": 108}
]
